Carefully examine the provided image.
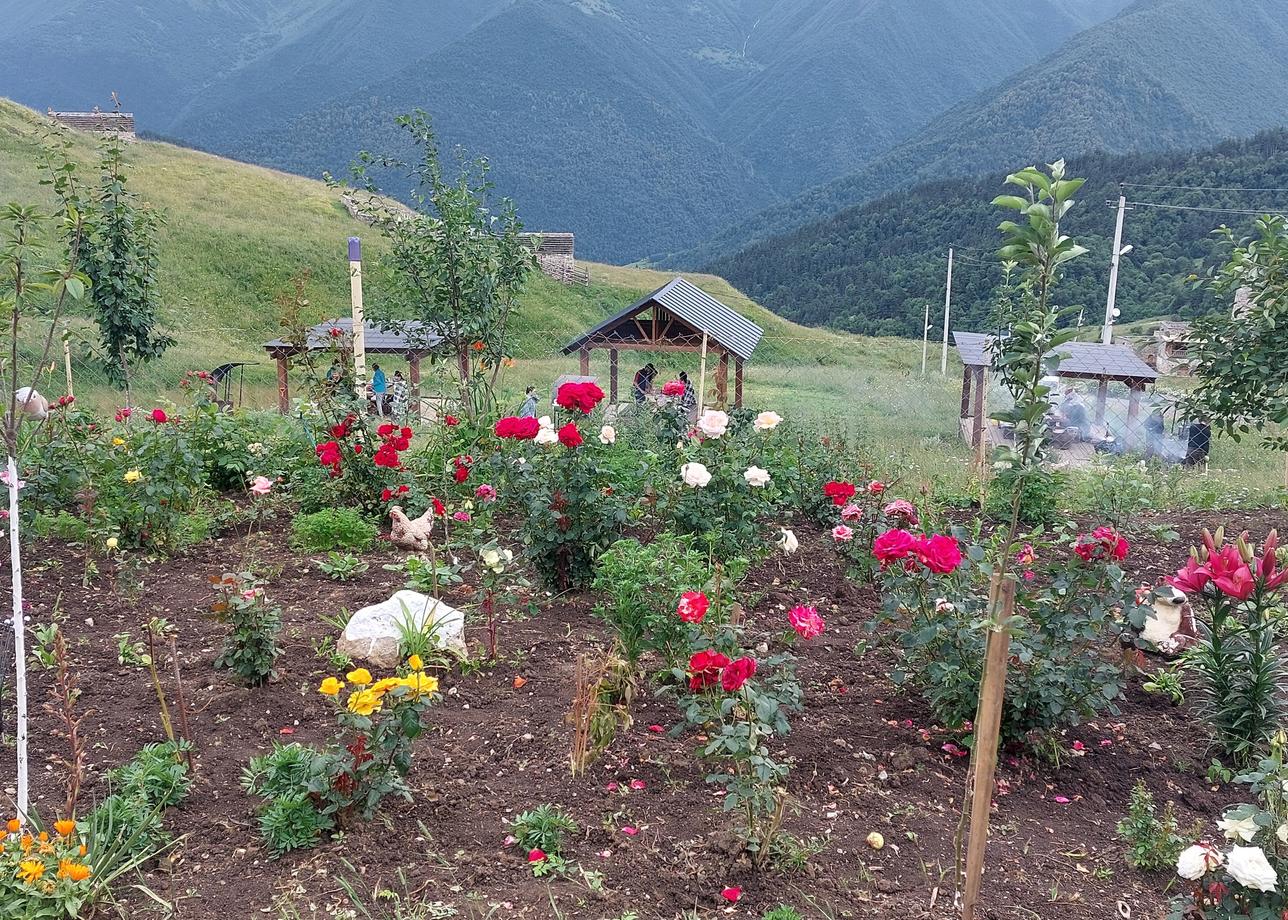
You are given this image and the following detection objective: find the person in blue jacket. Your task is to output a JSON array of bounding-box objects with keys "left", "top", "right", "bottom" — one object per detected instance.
[{"left": 371, "top": 363, "right": 388, "bottom": 416}]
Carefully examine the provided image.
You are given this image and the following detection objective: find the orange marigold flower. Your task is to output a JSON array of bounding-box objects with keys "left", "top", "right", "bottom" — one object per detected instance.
[
  {"left": 6, "top": 818, "right": 19, "bottom": 834},
  {"left": 77, "top": 844, "right": 88, "bottom": 857},
  {"left": 54, "top": 820, "right": 75, "bottom": 837},
  {"left": 20, "top": 834, "right": 33, "bottom": 852},
  {"left": 37, "top": 831, "right": 48, "bottom": 842},
  {"left": 17, "top": 859, "right": 45, "bottom": 884},
  {"left": 57, "top": 860, "right": 91, "bottom": 882}
]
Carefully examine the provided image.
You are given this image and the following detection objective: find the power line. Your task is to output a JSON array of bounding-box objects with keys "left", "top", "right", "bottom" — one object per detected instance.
[
  {"left": 1123, "top": 182, "right": 1288, "bottom": 193},
  {"left": 1125, "top": 200, "right": 1288, "bottom": 216}
]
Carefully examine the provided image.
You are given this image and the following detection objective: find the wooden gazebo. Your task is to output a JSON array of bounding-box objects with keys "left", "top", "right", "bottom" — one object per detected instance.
[
  {"left": 263, "top": 318, "right": 442, "bottom": 414},
  {"left": 954, "top": 331, "right": 1159, "bottom": 449},
  {"left": 561, "top": 277, "right": 764, "bottom": 407}
]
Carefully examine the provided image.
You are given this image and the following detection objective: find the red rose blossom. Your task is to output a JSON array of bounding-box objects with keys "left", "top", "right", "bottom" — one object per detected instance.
[
  {"left": 557, "top": 422, "right": 583, "bottom": 448},
  {"left": 556, "top": 381, "right": 606, "bottom": 414},
  {"left": 687, "top": 650, "right": 731, "bottom": 691},
  {"left": 150, "top": 408, "right": 168, "bottom": 424},
  {"left": 823, "top": 480, "right": 856, "bottom": 507},
  {"left": 721, "top": 656, "right": 757, "bottom": 692},
  {"left": 873, "top": 528, "right": 917, "bottom": 564},
  {"left": 915, "top": 534, "right": 963, "bottom": 574},
  {"left": 677, "top": 591, "right": 709, "bottom": 624},
  {"left": 445, "top": 415, "right": 459, "bottom": 426}
]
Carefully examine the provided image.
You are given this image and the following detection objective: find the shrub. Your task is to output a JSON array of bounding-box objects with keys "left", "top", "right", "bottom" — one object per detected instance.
[
  {"left": 108, "top": 741, "right": 191, "bottom": 808},
  {"left": 874, "top": 525, "right": 1142, "bottom": 745},
  {"left": 1176, "top": 529, "right": 1288, "bottom": 765},
  {"left": 1117, "top": 780, "right": 1185, "bottom": 871},
  {"left": 591, "top": 533, "right": 717, "bottom": 669},
  {"left": 984, "top": 467, "right": 1066, "bottom": 527},
  {"left": 290, "top": 508, "right": 377, "bottom": 552},
  {"left": 510, "top": 805, "right": 578, "bottom": 857},
  {"left": 210, "top": 572, "right": 282, "bottom": 685},
  {"left": 243, "top": 661, "right": 441, "bottom": 853},
  {"left": 315, "top": 552, "right": 369, "bottom": 582}
]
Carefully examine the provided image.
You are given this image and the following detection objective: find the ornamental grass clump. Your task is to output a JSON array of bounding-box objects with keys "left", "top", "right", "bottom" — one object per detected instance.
[
  {"left": 1172, "top": 528, "right": 1288, "bottom": 765},
  {"left": 243, "top": 660, "right": 440, "bottom": 855}
]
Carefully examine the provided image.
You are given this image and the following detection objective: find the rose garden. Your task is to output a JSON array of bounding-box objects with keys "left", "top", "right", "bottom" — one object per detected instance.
[{"left": 3, "top": 119, "right": 1288, "bottom": 920}]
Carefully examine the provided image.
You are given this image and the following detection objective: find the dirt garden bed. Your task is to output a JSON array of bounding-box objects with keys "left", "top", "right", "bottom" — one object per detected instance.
[{"left": 5, "top": 509, "right": 1284, "bottom": 919}]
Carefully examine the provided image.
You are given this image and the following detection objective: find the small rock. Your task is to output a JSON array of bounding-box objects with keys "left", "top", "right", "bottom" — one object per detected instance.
[{"left": 338, "top": 590, "right": 467, "bottom": 667}]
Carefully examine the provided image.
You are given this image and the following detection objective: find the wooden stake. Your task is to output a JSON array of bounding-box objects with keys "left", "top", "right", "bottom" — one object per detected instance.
[
  {"left": 960, "top": 574, "right": 1016, "bottom": 920},
  {"left": 348, "top": 237, "right": 367, "bottom": 395},
  {"left": 61, "top": 332, "right": 73, "bottom": 399},
  {"left": 697, "top": 331, "right": 709, "bottom": 411}
]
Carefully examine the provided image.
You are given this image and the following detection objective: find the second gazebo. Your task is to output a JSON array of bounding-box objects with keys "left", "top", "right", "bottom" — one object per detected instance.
[{"left": 561, "top": 276, "right": 763, "bottom": 407}]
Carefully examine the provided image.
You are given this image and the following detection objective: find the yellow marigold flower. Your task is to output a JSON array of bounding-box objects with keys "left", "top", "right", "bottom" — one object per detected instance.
[
  {"left": 345, "top": 667, "right": 372, "bottom": 686},
  {"left": 111, "top": 437, "right": 125, "bottom": 446},
  {"left": 123, "top": 469, "right": 143, "bottom": 484},
  {"left": 6, "top": 818, "right": 19, "bottom": 834},
  {"left": 57, "top": 860, "right": 91, "bottom": 882},
  {"left": 17, "top": 859, "right": 45, "bottom": 884},
  {"left": 346, "top": 689, "right": 381, "bottom": 716},
  {"left": 53, "top": 820, "right": 75, "bottom": 838},
  {"left": 407, "top": 654, "right": 423, "bottom": 671},
  {"left": 318, "top": 677, "right": 344, "bottom": 696}
]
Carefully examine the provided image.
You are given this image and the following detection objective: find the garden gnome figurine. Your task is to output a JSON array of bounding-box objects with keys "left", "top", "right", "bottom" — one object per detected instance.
[
  {"left": 1139, "top": 584, "right": 1200, "bottom": 657},
  {"left": 388, "top": 505, "right": 434, "bottom": 552}
]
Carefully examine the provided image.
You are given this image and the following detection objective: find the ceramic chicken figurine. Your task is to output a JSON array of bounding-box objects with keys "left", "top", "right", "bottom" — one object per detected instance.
[{"left": 388, "top": 505, "right": 434, "bottom": 552}]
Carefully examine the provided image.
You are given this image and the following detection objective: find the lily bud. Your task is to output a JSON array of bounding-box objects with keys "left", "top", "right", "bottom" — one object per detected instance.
[{"left": 1238, "top": 534, "right": 1255, "bottom": 564}]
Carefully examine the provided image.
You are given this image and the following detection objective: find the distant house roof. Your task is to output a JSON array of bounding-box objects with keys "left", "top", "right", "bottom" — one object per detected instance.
[
  {"left": 263, "top": 317, "right": 442, "bottom": 356},
  {"left": 562, "top": 276, "right": 764, "bottom": 361},
  {"left": 520, "top": 232, "right": 574, "bottom": 257},
  {"left": 953, "top": 331, "right": 1158, "bottom": 383},
  {"left": 50, "top": 111, "right": 135, "bottom": 135}
]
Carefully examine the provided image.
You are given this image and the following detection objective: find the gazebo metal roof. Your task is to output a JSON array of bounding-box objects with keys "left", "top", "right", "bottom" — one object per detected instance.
[
  {"left": 263, "top": 318, "right": 442, "bottom": 356},
  {"left": 562, "top": 276, "right": 764, "bottom": 361},
  {"left": 953, "top": 331, "right": 1158, "bottom": 384}
]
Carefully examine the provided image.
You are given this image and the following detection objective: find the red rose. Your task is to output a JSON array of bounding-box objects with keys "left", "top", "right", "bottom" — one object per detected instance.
[
  {"left": 377, "top": 423, "right": 396, "bottom": 437},
  {"left": 330, "top": 423, "right": 349, "bottom": 439},
  {"left": 150, "top": 408, "right": 167, "bottom": 424},
  {"left": 557, "top": 423, "right": 583, "bottom": 448},
  {"left": 677, "top": 591, "right": 709, "bottom": 623},
  {"left": 353, "top": 443, "right": 362, "bottom": 454},
  {"left": 915, "top": 534, "right": 963, "bottom": 574},
  {"left": 431, "top": 497, "right": 446, "bottom": 517},
  {"left": 687, "top": 650, "right": 730, "bottom": 691},
  {"left": 495, "top": 416, "right": 540, "bottom": 440},
  {"left": 453, "top": 462, "right": 469, "bottom": 484},
  {"left": 721, "top": 656, "right": 757, "bottom": 692},
  {"left": 373, "top": 443, "right": 402, "bottom": 469},
  {"left": 445, "top": 415, "right": 459, "bottom": 426},
  {"left": 1075, "top": 526, "right": 1130, "bottom": 563},
  {"left": 823, "top": 480, "right": 856, "bottom": 507},
  {"left": 873, "top": 528, "right": 916, "bottom": 563},
  {"left": 867, "top": 480, "right": 887, "bottom": 495},
  {"left": 381, "top": 488, "right": 394, "bottom": 502},
  {"left": 556, "top": 381, "right": 605, "bottom": 414}
]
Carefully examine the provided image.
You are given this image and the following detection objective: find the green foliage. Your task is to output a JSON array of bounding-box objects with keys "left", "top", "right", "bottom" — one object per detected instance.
[
  {"left": 1116, "top": 781, "right": 1185, "bottom": 871},
  {"left": 108, "top": 740, "right": 192, "bottom": 808},
  {"left": 509, "top": 805, "right": 578, "bottom": 857},
  {"left": 76, "top": 135, "right": 173, "bottom": 385},
  {"left": 762, "top": 908, "right": 804, "bottom": 920},
  {"left": 592, "top": 532, "right": 714, "bottom": 668},
  {"left": 211, "top": 572, "right": 282, "bottom": 686},
  {"left": 984, "top": 468, "right": 1066, "bottom": 528},
  {"left": 1188, "top": 215, "right": 1288, "bottom": 455},
  {"left": 339, "top": 110, "right": 535, "bottom": 418},
  {"left": 257, "top": 792, "right": 330, "bottom": 858},
  {"left": 290, "top": 508, "right": 377, "bottom": 553},
  {"left": 316, "top": 552, "right": 369, "bottom": 582},
  {"left": 1142, "top": 667, "right": 1186, "bottom": 706}
]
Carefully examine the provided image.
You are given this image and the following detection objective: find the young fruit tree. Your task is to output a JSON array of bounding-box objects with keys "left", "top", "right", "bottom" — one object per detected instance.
[
  {"left": 1187, "top": 215, "right": 1288, "bottom": 483},
  {"left": 334, "top": 110, "right": 536, "bottom": 419}
]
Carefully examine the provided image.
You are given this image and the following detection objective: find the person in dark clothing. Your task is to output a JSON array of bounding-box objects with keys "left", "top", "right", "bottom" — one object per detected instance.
[
  {"left": 677, "top": 370, "right": 696, "bottom": 416},
  {"left": 632, "top": 362, "right": 656, "bottom": 403}
]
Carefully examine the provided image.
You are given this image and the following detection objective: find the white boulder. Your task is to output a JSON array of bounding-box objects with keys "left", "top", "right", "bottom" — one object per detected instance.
[{"left": 337, "top": 590, "right": 467, "bottom": 667}]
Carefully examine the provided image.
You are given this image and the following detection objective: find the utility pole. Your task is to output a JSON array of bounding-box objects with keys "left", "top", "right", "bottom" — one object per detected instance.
[
  {"left": 940, "top": 248, "right": 954, "bottom": 375},
  {"left": 348, "top": 237, "right": 367, "bottom": 392},
  {"left": 1102, "top": 189, "right": 1131, "bottom": 344},
  {"left": 921, "top": 302, "right": 930, "bottom": 375}
]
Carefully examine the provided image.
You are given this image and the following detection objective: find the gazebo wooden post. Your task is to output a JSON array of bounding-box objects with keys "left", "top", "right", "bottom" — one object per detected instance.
[
  {"left": 972, "top": 366, "right": 986, "bottom": 449},
  {"left": 1127, "top": 382, "right": 1144, "bottom": 427},
  {"left": 609, "top": 348, "right": 619, "bottom": 403},
  {"left": 1095, "top": 378, "right": 1109, "bottom": 427},
  {"left": 715, "top": 351, "right": 729, "bottom": 408},
  {"left": 579, "top": 347, "right": 590, "bottom": 376},
  {"left": 961, "top": 366, "right": 973, "bottom": 419},
  {"left": 275, "top": 352, "right": 290, "bottom": 415},
  {"left": 734, "top": 358, "right": 744, "bottom": 408},
  {"left": 408, "top": 352, "right": 422, "bottom": 420}
]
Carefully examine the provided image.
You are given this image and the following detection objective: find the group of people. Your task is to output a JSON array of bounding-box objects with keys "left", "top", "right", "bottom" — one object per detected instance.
[
  {"left": 324, "top": 360, "right": 411, "bottom": 418},
  {"left": 513, "top": 364, "right": 697, "bottom": 419}
]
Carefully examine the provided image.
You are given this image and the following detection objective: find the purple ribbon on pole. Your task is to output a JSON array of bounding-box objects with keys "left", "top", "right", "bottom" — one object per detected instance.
[{"left": 348, "top": 237, "right": 361, "bottom": 262}]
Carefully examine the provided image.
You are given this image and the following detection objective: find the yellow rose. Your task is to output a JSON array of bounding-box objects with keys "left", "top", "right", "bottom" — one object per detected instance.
[
  {"left": 346, "top": 689, "right": 381, "bottom": 716},
  {"left": 345, "top": 668, "right": 372, "bottom": 686},
  {"left": 111, "top": 437, "right": 125, "bottom": 447},
  {"left": 370, "top": 677, "right": 402, "bottom": 695},
  {"left": 123, "top": 469, "right": 143, "bottom": 484},
  {"left": 318, "top": 677, "right": 343, "bottom": 696},
  {"left": 407, "top": 654, "right": 423, "bottom": 671},
  {"left": 105, "top": 537, "right": 119, "bottom": 551},
  {"left": 402, "top": 672, "right": 439, "bottom": 696}
]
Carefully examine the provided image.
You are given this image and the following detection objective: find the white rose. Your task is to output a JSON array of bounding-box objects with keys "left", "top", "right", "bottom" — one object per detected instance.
[
  {"left": 481, "top": 548, "right": 501, "bottom": 569},
  {"left": 534, "top": 427, "right": 558, "bottom": 446},
  {"left": 743, "top": 466, "right": 771, "bottom": 488},
  {"left": 538, "top": 415, "right": 553, "bottom": 430},
  {"left": 777, "top": 528, "right": 799, "bottom": 555},
  {"left": 696, "top": 409, "right": 729, "bottom": 438},
  {"left": 599, "top": 425, "right": 616, "bottom": 445},
  {"left": 753, "top": 411, "right": 782, "bottom": 431},
  {"left": 1176, "top": 843, "right": 1223, "bottom": 880},
  {"left": 681, "top": 462, "right": 711, "bottom": 488},
  {"left": 1219, "top": 814, "right": 1261, "bottom": 843},
  {"left": 1227, "top": 845, "right": 1278, "bottom": 892}
]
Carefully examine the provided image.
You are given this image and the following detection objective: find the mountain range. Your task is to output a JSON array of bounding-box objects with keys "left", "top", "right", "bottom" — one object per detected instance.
[{"left": 0, "top": 0, "right": 1130, "bottom": 261}]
